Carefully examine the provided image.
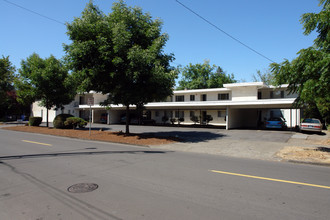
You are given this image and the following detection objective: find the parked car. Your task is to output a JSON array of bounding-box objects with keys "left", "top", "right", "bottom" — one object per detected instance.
[
  {"left": 100, "top": 113, "right": 107, "bottom": 124},
  {"left": 265, "top": 117, "right": 287, "bottom": 129},
  {"left": 300, "top": 118, "right": 322, "bottom": 133}
]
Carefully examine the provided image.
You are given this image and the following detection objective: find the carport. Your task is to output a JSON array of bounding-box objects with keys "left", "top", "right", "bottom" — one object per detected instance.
[{"left": 226, "top": 99, "right": 301, "bottom": 130}]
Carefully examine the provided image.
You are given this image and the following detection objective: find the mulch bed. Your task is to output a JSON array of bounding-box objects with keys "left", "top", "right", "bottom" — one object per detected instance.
[{"left": 3, "top": 126, "right": 178, "bottom": 146}]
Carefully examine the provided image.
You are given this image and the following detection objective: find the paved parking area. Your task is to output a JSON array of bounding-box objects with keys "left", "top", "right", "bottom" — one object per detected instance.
[
  {"left": 85, "top": 123, "right": 298, "bottom": 161},
  {"left": 91, "top": 124, "right": 294, "bottom": 143}
]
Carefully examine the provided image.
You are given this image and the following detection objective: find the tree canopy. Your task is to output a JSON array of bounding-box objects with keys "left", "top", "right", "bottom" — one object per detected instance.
[
  {"left": 252, "top": 69, "right": 275, "bottom": 85},
  {"left": 64, "top": 0, "right": 177, "bottom": 133},
  {"left": 15, "top": 53, "right": 75, "bottom": 127},
  {"left": 176, "top": 60, "right": 236, "bottom": 90},
  {"left": 271, "top": 0, "right": 330, "bottom": 123},
  {"left": 0, "top": 56, "right": 16, "bottom": 118}
]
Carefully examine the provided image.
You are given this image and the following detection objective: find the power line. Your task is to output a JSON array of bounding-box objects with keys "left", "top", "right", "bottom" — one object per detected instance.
[
  {"left": 175, "top": 0, "right": 275, "bottom": 63},
  {"left": 3, "top": 0, "right": 66, "bottom": 26}
]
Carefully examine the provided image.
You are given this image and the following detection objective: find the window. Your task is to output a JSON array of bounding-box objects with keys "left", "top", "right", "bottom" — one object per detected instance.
[
  {"left": 258, "top": 92, "right": 262, "bottom": 99},
  {"left": 68, "top": 110, "right": 71, "bottom": 114},
  {"left": 175, "top": 111, "right": 184, "bottom": 118},
  {"left": 190, "top": 111, "right": 195, "bottom": 117},
  {"left": 218, "top": 93, "right": 229, "bottom": 100},
  {"left": 271, "top": 90, "right": 284, "bottom": 99},
  {"left": 175, "top": 95, "right": 184, "bottom": 102},
  {"left": 190, "top": 95, "right": 195, "bottom": 101},
  {"left": 201, "top": 94, "right": 207, "bottom": 101},
  {"left": 155, "top": 111, "right": 159, "bottom": 117}
]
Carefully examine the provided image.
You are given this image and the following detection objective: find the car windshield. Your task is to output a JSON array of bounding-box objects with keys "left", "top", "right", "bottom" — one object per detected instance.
[{"left": 303, "top": 119, "right": 320, "bottom": 123}]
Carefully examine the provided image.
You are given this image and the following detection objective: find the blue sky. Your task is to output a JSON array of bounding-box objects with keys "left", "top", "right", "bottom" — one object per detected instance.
[{"left": 1, "top": 0, "right": 321, "bottom": 82}]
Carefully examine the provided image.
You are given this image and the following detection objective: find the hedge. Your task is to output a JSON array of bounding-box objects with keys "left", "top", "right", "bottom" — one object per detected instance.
[
  {"left": 29, "top": 117, "right": 42, "bottom": 126},
  {"left": 53, "top": 114, "right": 74, "bottom": 129},
  {"left": 64, "top": 117, "right": 87, "bottom": 129}
]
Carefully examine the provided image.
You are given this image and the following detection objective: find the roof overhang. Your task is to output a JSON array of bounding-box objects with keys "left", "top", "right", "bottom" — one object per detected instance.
[{"left": 77, "top": 98, "right": 297, "bottom": 110}]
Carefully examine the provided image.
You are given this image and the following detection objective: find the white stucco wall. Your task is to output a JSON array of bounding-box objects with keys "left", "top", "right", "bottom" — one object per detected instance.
[
  {"left": 231, "top": 87, "right": 258, "bottom": 101},
  {"left": 31, "top": 101, "right": 57, "bottom": 123}
]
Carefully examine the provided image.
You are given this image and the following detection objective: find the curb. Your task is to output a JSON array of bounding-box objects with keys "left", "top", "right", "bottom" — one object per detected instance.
[{"left": 285, "top": 159, "right": 330, "bottom": 167}]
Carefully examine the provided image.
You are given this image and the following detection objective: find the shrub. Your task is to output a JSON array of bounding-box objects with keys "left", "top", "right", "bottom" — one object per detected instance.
[
  {"left": 190, "top": 115, "right": 199, "bottom": 124},
  {"left": 178, "top": 117, "right": 184, "bottom": 124},
  {"left": 170, "top": 118, "right": 177, "bottom": 125},
  {"left": 29, "top": 117, "right": 42, "bottom": 126},
  {"left": 205, "top": 115, "right": 213, "bottom": 125},
  {"left": 53, "top": 114, "right": 74, "bottom": 129},
  {"left": 64, "top": 117, "right": 87, "bottom": 129}
]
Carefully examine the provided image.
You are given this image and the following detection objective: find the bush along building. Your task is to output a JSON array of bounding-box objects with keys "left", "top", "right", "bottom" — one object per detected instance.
[{"left": 31, "top": 82, "right": 301, "bottom": 130}]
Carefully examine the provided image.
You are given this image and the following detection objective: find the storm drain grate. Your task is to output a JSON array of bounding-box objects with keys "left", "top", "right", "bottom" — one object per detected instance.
[{"left": 67, "top": 183, "right": 98, "bottom": 193}]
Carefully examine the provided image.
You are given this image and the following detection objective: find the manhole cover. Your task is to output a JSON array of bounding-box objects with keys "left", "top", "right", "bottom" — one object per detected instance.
[{"left": 67, "top": 183, "right": 98, "bottom": 193}]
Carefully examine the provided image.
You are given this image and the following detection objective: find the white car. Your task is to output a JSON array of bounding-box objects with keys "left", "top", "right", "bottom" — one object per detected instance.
[{"left": 300, "top": 118, "right": 322, "bottom": 133}]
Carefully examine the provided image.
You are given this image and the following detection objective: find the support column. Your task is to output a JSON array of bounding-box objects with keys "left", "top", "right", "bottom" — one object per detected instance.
[
  {"left": 92, "top": 109, "right": 95, "bottom": 123},
  {"left": 107, "top": 110, "right": 110, "bottom": 125},
  {"left": 226, "top": 106, "right": 229, "bottom": 130},
  {"left": 290, "top": 108, "right": 292, "bottom": 129}
]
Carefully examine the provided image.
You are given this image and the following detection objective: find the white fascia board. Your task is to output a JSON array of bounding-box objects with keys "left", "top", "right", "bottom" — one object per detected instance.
[
  {"left": 224, "top": 82, "right": 266, "bottom": 88},
  {"left": 267, "top": 84, "right": 289, "bottom": 89},
  {"left": 78, "top": 104, "right": 135, "bottom": 109},
  {"left": 145, "top": 98, "right": 296, "bottom": 108},
  {"left": 173, "top": 88, "right": 230, "bottom": 94},
  {"left": 77, "top": 98, "right": 296, "bottom": 109}
]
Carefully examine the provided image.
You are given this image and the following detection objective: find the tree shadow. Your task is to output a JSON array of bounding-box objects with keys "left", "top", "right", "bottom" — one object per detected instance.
[
  {"left": 316, "top": 147, "right": 330, "bottom": 152},
  {"left": 0, "top": 150, "right": 172, "bottom": 161},
  {"left": 83, "top": 127, "right": 112, "bottom": 131},
  {"left": 139, "top": 131, "right": 226, "bottom": 143}
]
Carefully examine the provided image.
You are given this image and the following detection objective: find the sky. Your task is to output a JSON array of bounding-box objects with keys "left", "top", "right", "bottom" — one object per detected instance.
[{"left": 0, "top": 0, "right": 321, "bottom": 82}]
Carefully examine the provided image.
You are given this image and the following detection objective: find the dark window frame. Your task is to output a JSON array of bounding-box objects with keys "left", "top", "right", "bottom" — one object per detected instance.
[
  {"left": 175, "top": 95, "right": 185, "bottom": 102},
  {"left": 218, "top": 93, "right": 229, "bottom": 100},
  {"left": 190, "top": 95, "right": 195, "bottom": 101}
]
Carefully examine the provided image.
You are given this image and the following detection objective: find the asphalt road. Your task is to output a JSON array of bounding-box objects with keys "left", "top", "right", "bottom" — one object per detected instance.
[{"left": 0, "top": 128, "right": 330, "bottom": 220}]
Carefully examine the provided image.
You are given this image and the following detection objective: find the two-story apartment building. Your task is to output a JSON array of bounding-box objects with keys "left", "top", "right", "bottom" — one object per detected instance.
[{"left": 31, "top": 82, "right": 301, "bottom": 130}]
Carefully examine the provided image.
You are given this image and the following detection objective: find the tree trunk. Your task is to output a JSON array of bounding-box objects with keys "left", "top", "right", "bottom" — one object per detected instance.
[
  {"left": 46, "top": 108, "right": 49, "bottom": 127},
  {"left": 125, "top": 105, "right": 130, "bottom": 134}
]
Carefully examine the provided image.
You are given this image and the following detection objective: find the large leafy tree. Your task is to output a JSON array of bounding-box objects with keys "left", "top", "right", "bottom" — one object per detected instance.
[
  {"left": 15, "top": 53, "right": 75, "bottom": 127},
  {"left": 271, "top": 0, "right": 330, "bottom": 123},
  {"left": 64, "top": 0, "right": 176, "bottom": 134},
  {"left": 177, "top": 60, "right": 236, "bottom": 90},
  {"left": 0, "top": 56, "right": 15, "bottom": 118}
]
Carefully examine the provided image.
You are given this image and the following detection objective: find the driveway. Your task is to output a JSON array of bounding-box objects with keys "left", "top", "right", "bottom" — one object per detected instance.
[{"left": 86, "top": 124, "right": 295, "bottom": 161}]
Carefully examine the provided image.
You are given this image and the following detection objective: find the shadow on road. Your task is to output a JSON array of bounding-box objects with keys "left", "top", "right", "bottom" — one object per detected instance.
[
  {"left": 0, "top": 150, "right": 172, "bottom": 161},
  {"left": 142, "top": 131, "right": 226, "bottom": 143}
]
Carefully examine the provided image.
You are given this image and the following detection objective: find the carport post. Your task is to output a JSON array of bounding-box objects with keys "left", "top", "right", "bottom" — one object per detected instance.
[
  {"left": 295, "top": 109, "right": 298, "bottom": 128},
  {"left": 107, "top": 110, "right": 110, "bottom": 125},
  {"left": 290, "top": 108, "right": 292, "bottom": 130},
  {"left": 226, "top": 107, "right": 229, "bottom": 130}
]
